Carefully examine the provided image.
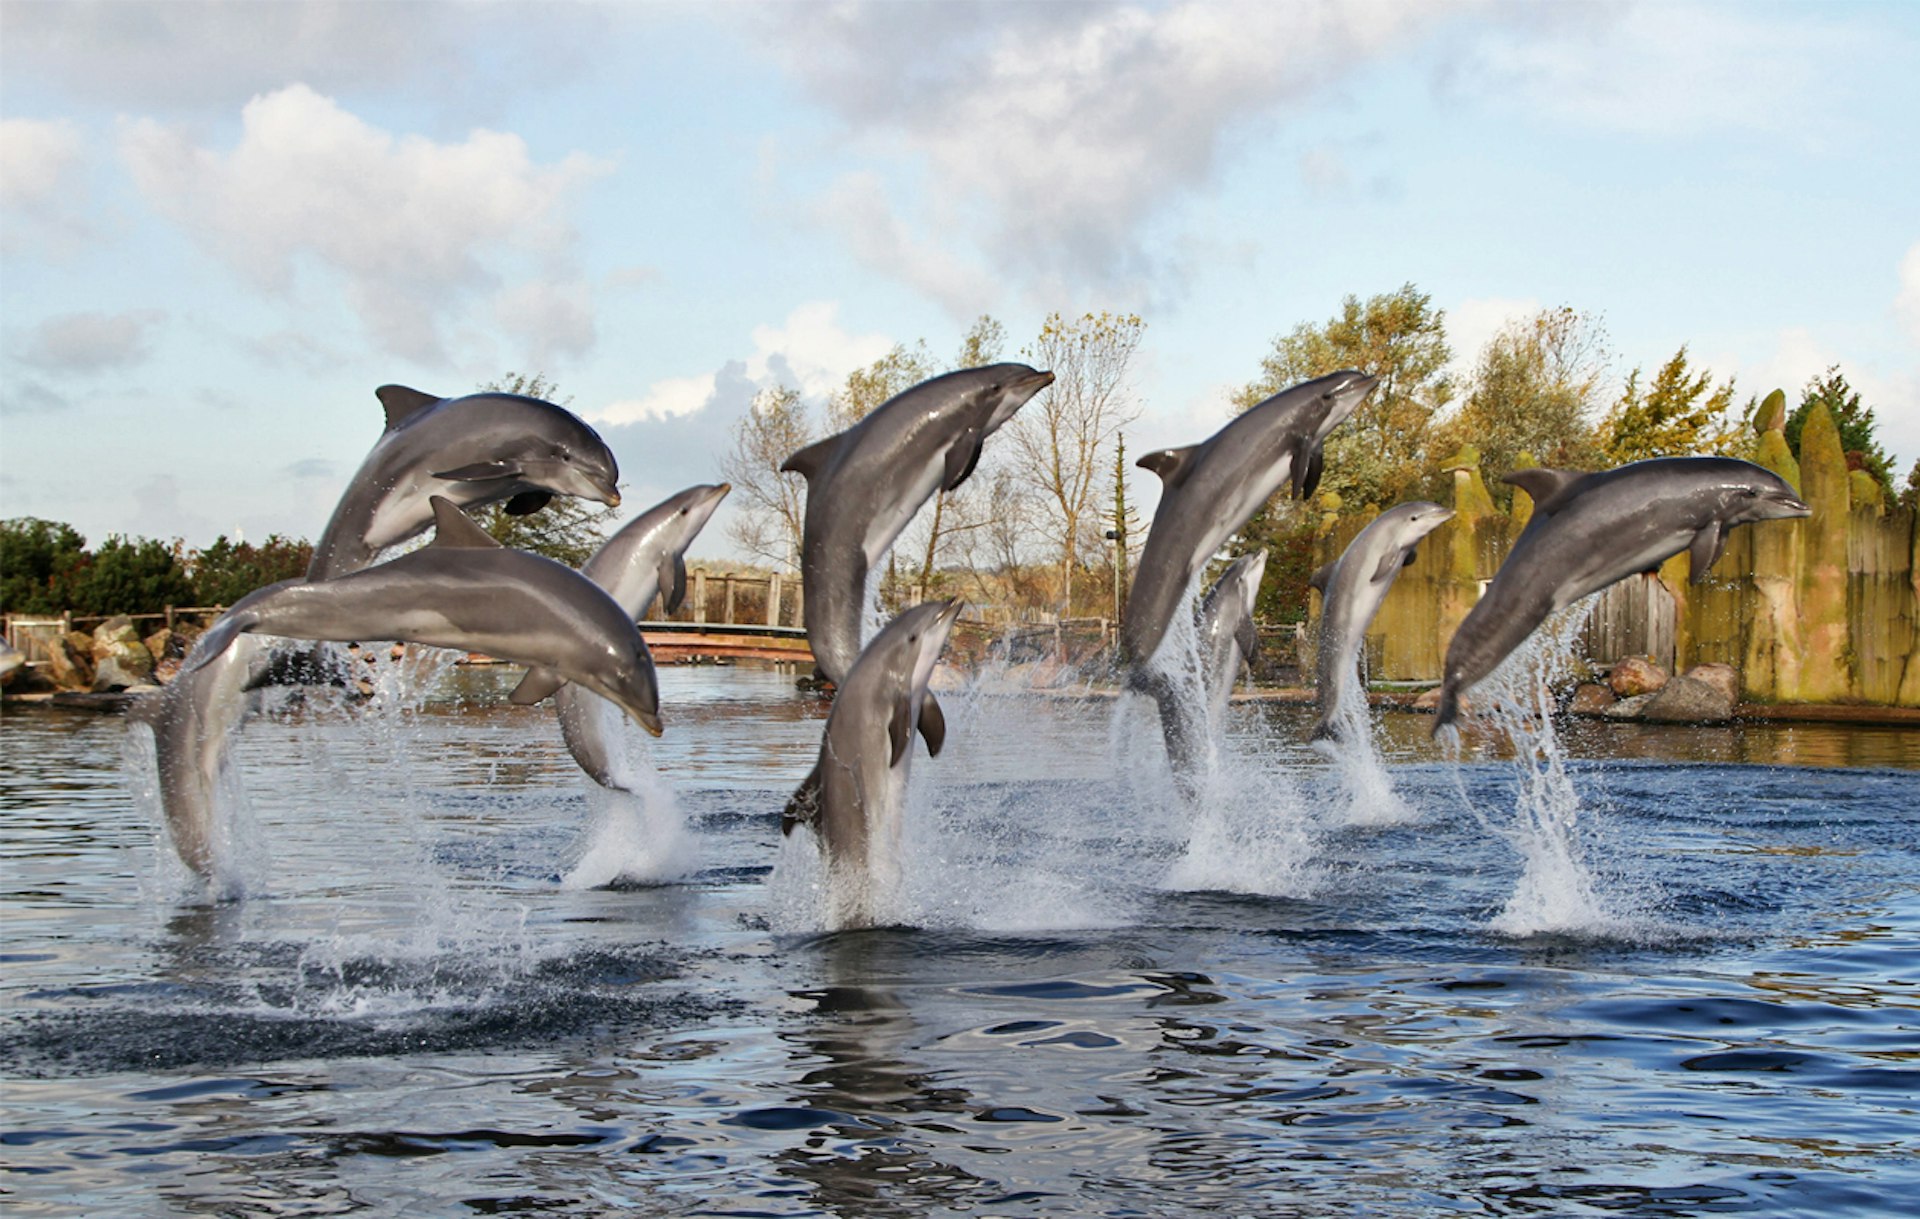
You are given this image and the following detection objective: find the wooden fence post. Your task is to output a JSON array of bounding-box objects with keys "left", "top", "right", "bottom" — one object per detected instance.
[
  {"left": 768, "top": 573, "right": 782, "bottom": 627},
  {"left": 693, "top": 571, "right": 708, "bottom": 624},
  {"left": 723, "top": 575, "right": 737, "bottom": 625}
]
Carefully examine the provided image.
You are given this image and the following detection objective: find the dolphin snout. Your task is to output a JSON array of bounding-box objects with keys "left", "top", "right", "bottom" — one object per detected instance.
[{"left": 1023, "top": 369, "right": 1056, "bottom": 391}]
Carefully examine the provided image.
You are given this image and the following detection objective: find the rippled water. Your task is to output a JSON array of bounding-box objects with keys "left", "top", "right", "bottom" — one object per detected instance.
[{"left": 3, "top": 664, "right": 1917, "bottom": 1217}]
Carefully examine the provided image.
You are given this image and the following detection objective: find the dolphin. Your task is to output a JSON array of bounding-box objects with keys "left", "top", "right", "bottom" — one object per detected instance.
[
  {"left": 132, "top": 640, "right": 260, "bottom": 881},
  {"left": 553, "top": 483, "right": 730, "bottom": 790},
  {"left": 1432, "top": 457, "right": 1810, "bottom": 734},
  {"left": 309, "top": 384, "right": 621, "bottom": 580},
  {"left": 1308, "top": 501, "right": 1453, "bottom": 741},
  {"left": 781, "top": 364, "right": 1053, "bottom": 687},
  {"left": 184, "top": 497, "right": 663, "bottom": 735},
  {"left": 780, "top": 599, "right": 964, "bottom": 929},
  {"left": 1153, "top": 550, "right": 1268, "bottom": 789},
  {"left": 1123, "top": 369, "right": 1376, "bottom": 673}
]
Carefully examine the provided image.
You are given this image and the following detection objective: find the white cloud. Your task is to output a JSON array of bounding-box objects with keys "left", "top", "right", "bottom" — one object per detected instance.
[
  {"left": 0, "top": 118, "right": 82, "bottom": 208},
  {"left": 589, "top": 301, "right": 893, "bottom": 427},
  {"left": 493, "top": 278, "right": 597, "bottom": 366},
  {"left": 1896, "top": 241, "right": 1920, "bottom": 346},
  {"left": 14, "top": 310, "right": 166, "bottom": 372},
  {"left": 1444, "top": 295, "right": 1541, "bottom": 380},
  {"left": 1453, "top": 2, "right": 1895, "bottom": 144},
  {"left": 763, "top": 1, "right": 1468, "bottom": 299},
  {"left": 814, "top": 172, "right": 1000, "bottom": 319},
  {"left": 118, "top": 84, "right": 610, "bottom": 364}
]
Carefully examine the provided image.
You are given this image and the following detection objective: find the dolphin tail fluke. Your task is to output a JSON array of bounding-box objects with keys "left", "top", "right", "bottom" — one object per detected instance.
[
  {"left": 181, "top": 609, "right": 259, "bottom": 674},
  {"left": 1309, "top": 718, "right": 1341, "bottom": 743},
  {"left": 781, "top": 764, "right": 823, "bottom": 837},
  {"left": 1431, "top": 685, "right": 1460, "bottom": 737}
]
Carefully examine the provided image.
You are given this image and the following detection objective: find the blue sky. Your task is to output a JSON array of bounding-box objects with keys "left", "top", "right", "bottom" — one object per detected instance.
[{"left": 3, "top": 0, "right": 1915, "bottom": 562}]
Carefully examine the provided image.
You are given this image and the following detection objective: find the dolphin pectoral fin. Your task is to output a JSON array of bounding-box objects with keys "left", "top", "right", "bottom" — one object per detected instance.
[
  {"left": 432, "top": 460, "right": 521, "bottom": 482},
  {"left": 660, "top": 553, "right": 688, "bottom": 616},
  {"left": 1235, "top": 615, "right": 1259, "bottom": 662},
  {"left": 428, "top": 496, "right": 504, "bottom": 548},
  {"left": 918, "top": 693, "right": 947, "bottom": 758},
  {"left": 1137, "top": 444, "right": 1200, "bottom": 487},
  {"left": 1307, "top": 561, "right": 1335, "bottom": 593},
  {"left": 1297, "top": 443, "right": 1325, "bottom": 500},
  {"left": 1688, "top": 522, "right": 1726, "bottom": 584},
  {"left": 781, "top": 764, "right": 822, "bottom": 837},
  {"left": 1370, "top": 548, "right": 1417, "bottom": 584},
  {"left": 943, "top": 428, "right": 983, "bottom": 491},
  {"left": 503, "top": 491, "right": 551, "bottom": 516},
  {"left": 780, "top": 436, "right": 841, "bottom": 481},
  {"left": 375, "top": 384, "right": 440, "bottom": 431},
  {"left": 889, "top": 695, "right": 914, "bottom": 766},
  {"left": 509, "top": 666, "right": 567, "bottom": 705},
  {"left": 1502, "top": 467, "right": 1590, "bottom": 515}
]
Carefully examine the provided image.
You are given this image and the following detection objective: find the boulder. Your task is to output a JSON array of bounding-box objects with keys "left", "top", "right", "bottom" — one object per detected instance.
[
  {"left": 46, "top": 636, "right": 94, "bottom": 690},
  {"left": 1682, "top": 662, "right": 1740, "bottom": 706},
  {"left": 1602, "top": 692, "right": 1657, "bottom": 720},
  {"left": 90, "top": 616, "right": 142, "bottom": 660},
  {"left": 144, "top": 628, "right": 176, "bottom": 662},
  {"left": 153, "top": 657, "right": 184, "bottom": 685},
  {"left": 93, "top": 651, "right": 154, "bottom": 692},
  {"left": 1640, "top": 674, "right": 1735, "bottom": 724},
  {"left": 1568, "top": 682, "right": 1616, "bottom": 716},
  {"left": 1609, "top": 657, "right": 1668, "bottom": 697}
]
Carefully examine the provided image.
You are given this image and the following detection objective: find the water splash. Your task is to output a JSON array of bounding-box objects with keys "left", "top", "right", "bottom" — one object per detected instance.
[
  {"left": 1312, "top": 671, "right": 1418, "bottom": 828},
  {"left": 1442, "top": 601, "right": 1656, "bottom": 938},
  {"left": 559, "top": 699, "right": 697, "bottom": 889}
]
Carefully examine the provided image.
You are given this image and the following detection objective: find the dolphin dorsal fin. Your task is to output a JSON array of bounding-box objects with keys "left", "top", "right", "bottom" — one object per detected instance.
[
  {"left": 919, "top": 692, "right": 946, "bottom": 758},
  {"left": 428, "top": 496, "right": 504, "bottom": 548},
  {"left": 375, "top": 385, "right": 440, "bottom": 431},
  {"left": 1502, "top": 467, "right": 1589, "bottom": 514},
  {"left": 509, "top": 666, "right": 566, "bottom": 705},
  {"left": 1307, "top": 560, "right": 1335, "bottom": 593},
  {"left": 780, "top": 436, "right": 842, "bottom": 482},
  {"left": 1138, "top": 444, "right": 1200, "bottom": 487}
]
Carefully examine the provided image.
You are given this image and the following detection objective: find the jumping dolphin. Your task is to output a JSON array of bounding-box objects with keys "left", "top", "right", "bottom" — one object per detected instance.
[
  {"left": 1153, "top": 550, "right": 1268, "bottom": 789},
  {"left": 1309, "top": 501, "right": 1453, "bottom": 741},
  {"left": 554, "top": 483, "right": 730, "bottom": 790},
  {"left": 185, "top": 497, "right": 663, "bottom": 735},
  {"left": 781, "top": 365, "right": 1053, "bottom": 687},
  {"left": 780, "top": 599, "right": 964, "bottom": 929},
  {"left": 309, "top": 384, "right": 621, "bottom": 580},
  {"left": 133, "top": 639, "right": 260, "bottom": 880},
  {"left": 1432, "top": 457, "right": 1810, "bottom": 734},
  {"left": 1123, "top": 370, "right": 1376, "bottom": 673}
]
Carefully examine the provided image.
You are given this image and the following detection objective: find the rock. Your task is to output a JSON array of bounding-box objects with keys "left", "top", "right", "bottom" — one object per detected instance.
[
  {"left": 1609, "top": 657, "right": 1668, "bottom": 697},
  {"left": 1412, "top": 686, "right": 1468, "bottom": 717},
  {"left": 1640, "top": 675, "right": 1735, "bottom": 723},
  {"left": 93, "top": 651, "right": 154, "bottom": 692},
  {"left": 67, "top": 630, "right": 96, "bottom": 656},
  {"left": 153, "top": 657, "right": 183, "bottom": 684},
  {"left": 91, "top": 616, "right": 142, "bottom": 660},
  {"left": 46, "top": 636, "right": 94, "bottom": 690},
  {"left": 1569, "top": 682, "right": 1616, "bottom": 716},
  {"left": 144, "top": 628, "right": 176, "bottom": 661},
  {"left": 1602, "top": 692, "right": 1656, "bottom": 720},
  {"left": 1683, "top": 662, "right": 1740, "bottom": 705}
]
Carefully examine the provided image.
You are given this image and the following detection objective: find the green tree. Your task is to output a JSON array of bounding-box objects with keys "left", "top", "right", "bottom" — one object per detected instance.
[
  {"left": 1432, "top": 306, "right": 1609, "bottom": 505},
  {"left": 0, "top": 517, "right": 88, "bottom": 615},
  {"left": 65, "top": 535, "right": 196, "bottom": 616},
  {"left": 826, "top": 341, "right": 936, "bottom": 432},
  {"left": 1601, "top": 346, "right": 1739, "bottom": 464},
  {"left": 470, "top": 372, "right": 622, "bottom": 564},
  {"left": 1235, "top": 283, "right": 1453, "bottom": 509},
  {"left": 1783, "top": 366, "right": 1894, "bottom": 494},
  {"left": 1899, "top": 458, "right": 1920, "bottom": 512},
  {"left": 189, "top": 535, "right": 316, "bottom": 606}
]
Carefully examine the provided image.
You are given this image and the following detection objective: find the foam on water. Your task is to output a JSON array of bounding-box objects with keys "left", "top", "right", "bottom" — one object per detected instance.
[{"left": 1313, "top": 676, "right": 1419, "bottom": 828}]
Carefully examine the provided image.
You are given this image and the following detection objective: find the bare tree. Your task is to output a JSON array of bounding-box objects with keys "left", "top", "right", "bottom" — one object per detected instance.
[
  {"left": 719, "top": 384, "right": 812, "bottom": 568},
  {"left": 1006, "top": 311, "right": 1144, "bottom": 617},
  {"left": 825, "top": 341, "right": 934, "bottom": 433}
]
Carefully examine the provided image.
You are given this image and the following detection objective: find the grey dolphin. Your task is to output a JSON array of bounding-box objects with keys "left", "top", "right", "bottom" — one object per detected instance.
[
  {"left": 185, "top": 497, "right": 663, "bottom": 735},
  {"left": 780, "top": 599, "right": 964, "bottom": 929},
  {"left": 1123, "top": 369, "right": 1376, "bottom": 673},
  {"left": 1309, "top": 501, "right": 1453, "bottom": 741},
  {"left": 1153, "top": 550, "right": 1268, "bottom": 788},
  {"left": 1432, "top": 457, "right": 1809, "bottom": 734},
  {"left": 553, "top": 483, "right": 730, "bottom": 790},
  {"left": 132, "top": 640, "right": 259, "bottom": 880},
  {"left": 309, "top": 384, "right": 621, "bottom": 580},
  {"left": 781, "top": 364, "right": 1053, "bottom": 687}
]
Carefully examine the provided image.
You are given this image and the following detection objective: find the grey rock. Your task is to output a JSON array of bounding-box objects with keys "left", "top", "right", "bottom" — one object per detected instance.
[
  {"left": 1640, "top": 674, "right": 1735, "bottom": 723},
  {"left": 1601, "top": 692, "right": 1657, "bottom": 720}
]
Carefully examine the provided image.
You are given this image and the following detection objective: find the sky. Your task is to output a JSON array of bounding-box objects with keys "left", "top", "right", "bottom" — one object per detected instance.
[{"left": 2, "top": 0, "right": 1916, "bottom": 565}]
